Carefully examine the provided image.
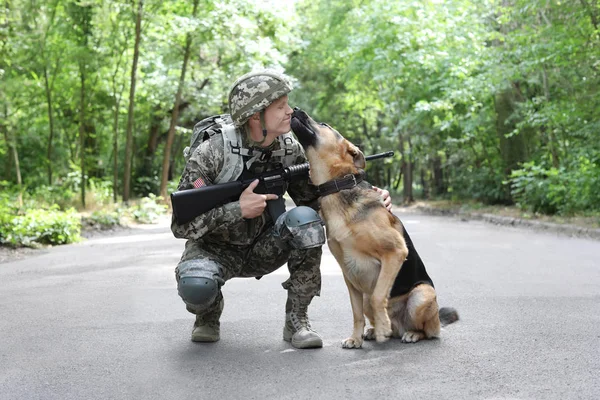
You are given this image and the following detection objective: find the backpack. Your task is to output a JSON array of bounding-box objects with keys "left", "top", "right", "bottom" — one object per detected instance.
[{"left": 183, "top": 114, "right": 299, "bottom": 184}]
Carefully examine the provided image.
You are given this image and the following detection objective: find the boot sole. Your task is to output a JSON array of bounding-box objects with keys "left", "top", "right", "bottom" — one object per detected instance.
[{"left": 191, "top": 335, "right": 220, "bottom": 342}]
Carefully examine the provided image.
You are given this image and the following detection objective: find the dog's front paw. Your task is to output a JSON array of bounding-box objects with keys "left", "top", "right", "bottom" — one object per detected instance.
[
  {"left": 363, "top": 328, "right": 376, "bottom": 341},
  {"left": 401, "top": 331, "right": 425, "bottom": 343},
  {"left": 341, "top": 336, "right": 363, "bottom": 349},
  {"left": 374, "top": 324, "right": 392, "bottom": 343}
]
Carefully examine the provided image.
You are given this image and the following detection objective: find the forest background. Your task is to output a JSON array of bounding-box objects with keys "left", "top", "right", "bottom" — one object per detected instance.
[{"left": 1, "top": 0, "right": 599, "bottom": 247}]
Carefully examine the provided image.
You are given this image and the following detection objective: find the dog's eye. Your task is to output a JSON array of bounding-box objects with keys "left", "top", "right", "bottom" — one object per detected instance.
[{"left": 319, "top": 123, "right": 330, "bottom": 128}]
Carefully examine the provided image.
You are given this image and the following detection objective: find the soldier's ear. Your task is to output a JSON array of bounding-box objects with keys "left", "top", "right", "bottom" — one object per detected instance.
[
  {"left": 246, "top": 112, "right": 260, "bottom": 129},
  {"left": 348, "top": 143, "right": 366, "bottom": 169}
]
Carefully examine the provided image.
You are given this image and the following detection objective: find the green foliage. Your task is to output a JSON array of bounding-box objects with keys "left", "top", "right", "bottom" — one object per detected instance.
[
  {"left": 127, "top": 194, "right": 168, "bottom": 224},
  {"left": 450, "top": 166, "right": 510, "bottom": 205},
  {"left": 82, "top": 209, "right": 122, "bottom": 228},
  {"left": 134, "top": 175, "right": 160, "bottom": 198},
  {"left": 1, "top": 0, "right": 297, "bottom": 205},
  {"left": 0, "top": 204, "right": 81, "bottom": 247},
  {"left": 27, "top": 174, "right": 114, "bottom": 211},
  {"left": 0, "top": 179, "right": 169, "bottom": 247},
  {"left": 509, "top": 158, "right": 600, "bottom": 215},
  {"left": 289, "top": 0, "right": 599, "bottom": 212},
  {"left": 509, "top": 162, "right": 562, "bottom": 214},
  {"left": 2, "top": 0, "right": 599, "bottom": 225}
]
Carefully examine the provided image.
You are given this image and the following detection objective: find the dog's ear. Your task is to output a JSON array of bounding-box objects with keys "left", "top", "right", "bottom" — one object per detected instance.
[{"left": 348, "top": 143, "right": 366, "bottom": 169}]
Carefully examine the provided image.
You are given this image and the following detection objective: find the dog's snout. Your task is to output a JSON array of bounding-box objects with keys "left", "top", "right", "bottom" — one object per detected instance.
[{"left": 292, "top": 108, "right": 308, "bottom": 120}]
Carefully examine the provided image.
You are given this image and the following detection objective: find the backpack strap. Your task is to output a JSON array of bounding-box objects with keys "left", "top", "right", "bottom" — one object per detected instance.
[
  {"left": 214, "top": 125, "right": 302, "bottom": 183},
  {"left": 277, "top": 133, "right": 297, "bottom": 167},
  {"left": 214, "top": 122, "right": 246, "bottom": 184}
]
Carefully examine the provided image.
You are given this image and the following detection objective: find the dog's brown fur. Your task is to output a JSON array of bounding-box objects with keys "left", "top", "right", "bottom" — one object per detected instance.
[{"left": 291, "top": 110, "right": 456, "bottom": 349}]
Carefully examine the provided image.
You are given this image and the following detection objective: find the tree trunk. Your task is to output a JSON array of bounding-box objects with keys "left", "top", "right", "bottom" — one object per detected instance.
[
  {"left": 432, "top": 155, "right": 445, "bottom": 196},
  {"left": 40, "top": 3, "right": 59, "bottom": 186},
  {"left": 402, "top": 160, "right": 413, "bottom": 203},
  {"left": 168, "top": 129, "right": 187, "bottom": 180},
  {"left": 142, "top": 106, "right": 162, "bottom": 175},
  {"left": 420, "top": 164, "right": 429, "bottom": 200},
  {"left": 494, "top": 88, "right": 530, "bottom": 175},
  {"left": 79, "top": 62, "right": 86, "bottom": 208},
  {"left": 541, "top": 68, "right": 560, "bottom": 168},
  {"left": 43, "top": 66, "right": 55, "bottom": 185},
  {"left": 112, "top": 98, "right": 120, "bottom": 202},
  {"left": 159, "top": 0, "right": 199, "bottom": 200},
  {"left": 400, "top": 135, "right": 414, "bottom": 203},
  {"left": 123, "top": 0, "right": 143, "bottom": 202},
  {"left": 110, "top": 33, "right": 129, "bottom": 203},
  {"left": 3, "top": 106, "right": 23, "bottom": 208},
  {"left": 393, "top": 168, "right": 402, "bottom": 191}
]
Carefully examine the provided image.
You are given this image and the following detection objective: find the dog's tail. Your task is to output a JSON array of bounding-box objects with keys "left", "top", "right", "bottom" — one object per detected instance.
[{"left": 439, "top": 307, "right": 459, "bottom": 327}]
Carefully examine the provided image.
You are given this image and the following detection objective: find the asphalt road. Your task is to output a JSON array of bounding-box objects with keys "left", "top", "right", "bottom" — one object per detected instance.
[{"left": 1, "top": 211, "right": 599, "bottom": 400}]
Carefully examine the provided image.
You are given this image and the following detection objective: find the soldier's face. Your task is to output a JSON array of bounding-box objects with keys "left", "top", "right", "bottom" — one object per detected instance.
[{"left": 264, "top": 95, "right": 293, "bottom": 135}]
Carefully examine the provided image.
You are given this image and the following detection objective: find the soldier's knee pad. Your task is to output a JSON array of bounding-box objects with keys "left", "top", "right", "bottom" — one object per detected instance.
[
  {"left": 178, "top": 277, "right": 218, "bottom": 308},
  {"left": 176, "top": 259, "right": 221, "bottom": 308},
  {"left": 275, "top": 206, "right": 325, "bottom": 249}
]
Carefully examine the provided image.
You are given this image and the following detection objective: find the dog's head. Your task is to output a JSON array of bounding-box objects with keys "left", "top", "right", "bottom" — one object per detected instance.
[{"left": 291, "top": 108, "right": 365, "bottom": 185}]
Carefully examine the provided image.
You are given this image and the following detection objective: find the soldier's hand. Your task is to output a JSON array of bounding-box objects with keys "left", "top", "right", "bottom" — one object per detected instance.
[
  {"left": 240, "top": 179, "right": 279, "bottom": 219},
  {"left": 373, "top": 186, "right": 393, "bottom": 212}
]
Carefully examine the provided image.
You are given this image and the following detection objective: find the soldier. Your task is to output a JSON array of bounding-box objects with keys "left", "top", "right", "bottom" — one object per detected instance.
[{"left": 171, "top": 69, "right": 392, "bottom": 349}]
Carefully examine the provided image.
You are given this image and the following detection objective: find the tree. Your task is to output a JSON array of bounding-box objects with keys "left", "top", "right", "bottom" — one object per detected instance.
[
  {"left": 159, "top": 0, "right": 199, "bottom": 200},
  {"left": 123, "top": 0, "right": 143, "bottom": 202}
]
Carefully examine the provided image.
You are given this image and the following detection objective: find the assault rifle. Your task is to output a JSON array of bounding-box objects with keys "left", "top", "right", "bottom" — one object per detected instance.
[{"left": 171, "top": 151, "right": 394, "bottom": 225}]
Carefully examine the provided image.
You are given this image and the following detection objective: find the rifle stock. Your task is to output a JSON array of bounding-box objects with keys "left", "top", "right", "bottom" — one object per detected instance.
[
  {"left": 171, "top": 151, "right": 394, "bottom": 225},
  {"left": 171, "top": 180, "right": 247, "bottom": 225}
]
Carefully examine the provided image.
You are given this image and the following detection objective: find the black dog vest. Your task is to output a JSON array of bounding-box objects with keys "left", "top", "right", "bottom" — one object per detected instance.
[{"left": 389, "top": 226, "right": 434, "bottom": 298}]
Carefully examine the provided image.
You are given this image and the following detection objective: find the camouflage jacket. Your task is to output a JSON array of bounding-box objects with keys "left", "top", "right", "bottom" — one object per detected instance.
[{"left": 171, "top": 125, "right": 320, "bottom": 246}]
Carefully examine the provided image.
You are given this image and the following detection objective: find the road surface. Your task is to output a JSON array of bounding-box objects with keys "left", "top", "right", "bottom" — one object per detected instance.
[{"left": 1, "top": 211, "right": 599, "bottom": 399}]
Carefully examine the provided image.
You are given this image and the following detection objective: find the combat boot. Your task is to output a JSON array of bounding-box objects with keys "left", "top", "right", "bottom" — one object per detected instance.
[
  {"left": 283, "top": 293, "right": 323, "bottom": 349},
  {"left": 191, "top": 295, "right": 224, "bottom": 342}
]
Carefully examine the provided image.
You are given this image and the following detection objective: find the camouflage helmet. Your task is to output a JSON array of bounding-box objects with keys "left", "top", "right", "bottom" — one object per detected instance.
[
  {"left": 228, "top": 69, "right": 293, "bottom": 127},
  {"left": 274, "top": 206, "right": 325, "bottom": 250}
]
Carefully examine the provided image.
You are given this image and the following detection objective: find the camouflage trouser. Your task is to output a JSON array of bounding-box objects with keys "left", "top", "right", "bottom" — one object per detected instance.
[{"left": 175, "top": 223, "right": 323, "bottom": 315}]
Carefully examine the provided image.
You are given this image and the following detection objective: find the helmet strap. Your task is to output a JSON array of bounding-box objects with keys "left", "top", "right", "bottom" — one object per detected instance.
[
  {"left": 259, "top": 110, "right": 268, "bottom": 138},
  {"left": 245, "top": 111, "right": 267, "bottom": 146},
  {"left": 251, "top": 110, "right": 267, "bottom": 145}
]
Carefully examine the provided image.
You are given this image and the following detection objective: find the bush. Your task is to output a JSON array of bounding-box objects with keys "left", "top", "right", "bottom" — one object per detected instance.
[
  {"left": 0, "top": 180, "right": 170, "bottom": 248},
  {"left": 449, "top": 166, "right": 511, "bottom": 205},
  {"left": 509, "top": 159, "right": 600, "bottom": 215},
  {"left": 81, "top": 209, "right": 122, "bottom": 229},
  {"left": 134, "top": 176, "right": 160, "bottom": 197},
  {"left": 0, "top": 205, "right": 81, "bottom": 247},
  {"left": 127, "top": 194, "right": 168, "bottom": 224}
]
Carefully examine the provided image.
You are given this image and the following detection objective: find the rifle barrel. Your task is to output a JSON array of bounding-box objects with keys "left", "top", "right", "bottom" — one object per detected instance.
[{"left": 365, "top": 151, "right": 394, "bottom": 161}]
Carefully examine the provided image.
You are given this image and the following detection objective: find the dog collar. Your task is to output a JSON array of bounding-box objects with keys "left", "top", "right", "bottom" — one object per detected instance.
[{"left": 317, "top": 172, "right": 364, "bottom": 197}]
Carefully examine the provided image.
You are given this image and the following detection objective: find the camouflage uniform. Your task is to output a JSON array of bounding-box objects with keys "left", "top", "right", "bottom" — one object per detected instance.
[
  {"left": 171, "top": 70, "right": 325, "bottom": 348},
  {"left": 172, "top": 130, "right": 322, "bottom": 301}
]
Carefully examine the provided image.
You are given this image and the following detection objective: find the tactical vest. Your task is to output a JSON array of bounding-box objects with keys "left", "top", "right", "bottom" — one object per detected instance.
[{"left": 184, "top": 114, "right": 299, "bottom": 184}]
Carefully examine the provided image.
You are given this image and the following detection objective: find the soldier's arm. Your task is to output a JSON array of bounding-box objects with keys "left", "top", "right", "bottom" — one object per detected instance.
[
  {"left": 286, "top": 149, "right": 320, "bottom": 211},
  {"left": 170, "top": 139, "right": 244, "bottom": 240}
]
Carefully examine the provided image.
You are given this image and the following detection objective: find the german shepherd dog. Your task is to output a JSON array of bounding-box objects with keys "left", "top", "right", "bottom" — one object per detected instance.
[{"left": 291, "top": 108, "right": 458, "bottom": 349}]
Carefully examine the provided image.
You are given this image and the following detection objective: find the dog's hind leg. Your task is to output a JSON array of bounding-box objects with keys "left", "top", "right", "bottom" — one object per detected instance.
[
  {"left": 370, "top": 248, "right": 408, "bottom": 342},
  {"left": 401, "top": 284, "right": 440, "bottom": 343},
  {"left": 342, "top": 276, "right": 366, "bottom": 349}
]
